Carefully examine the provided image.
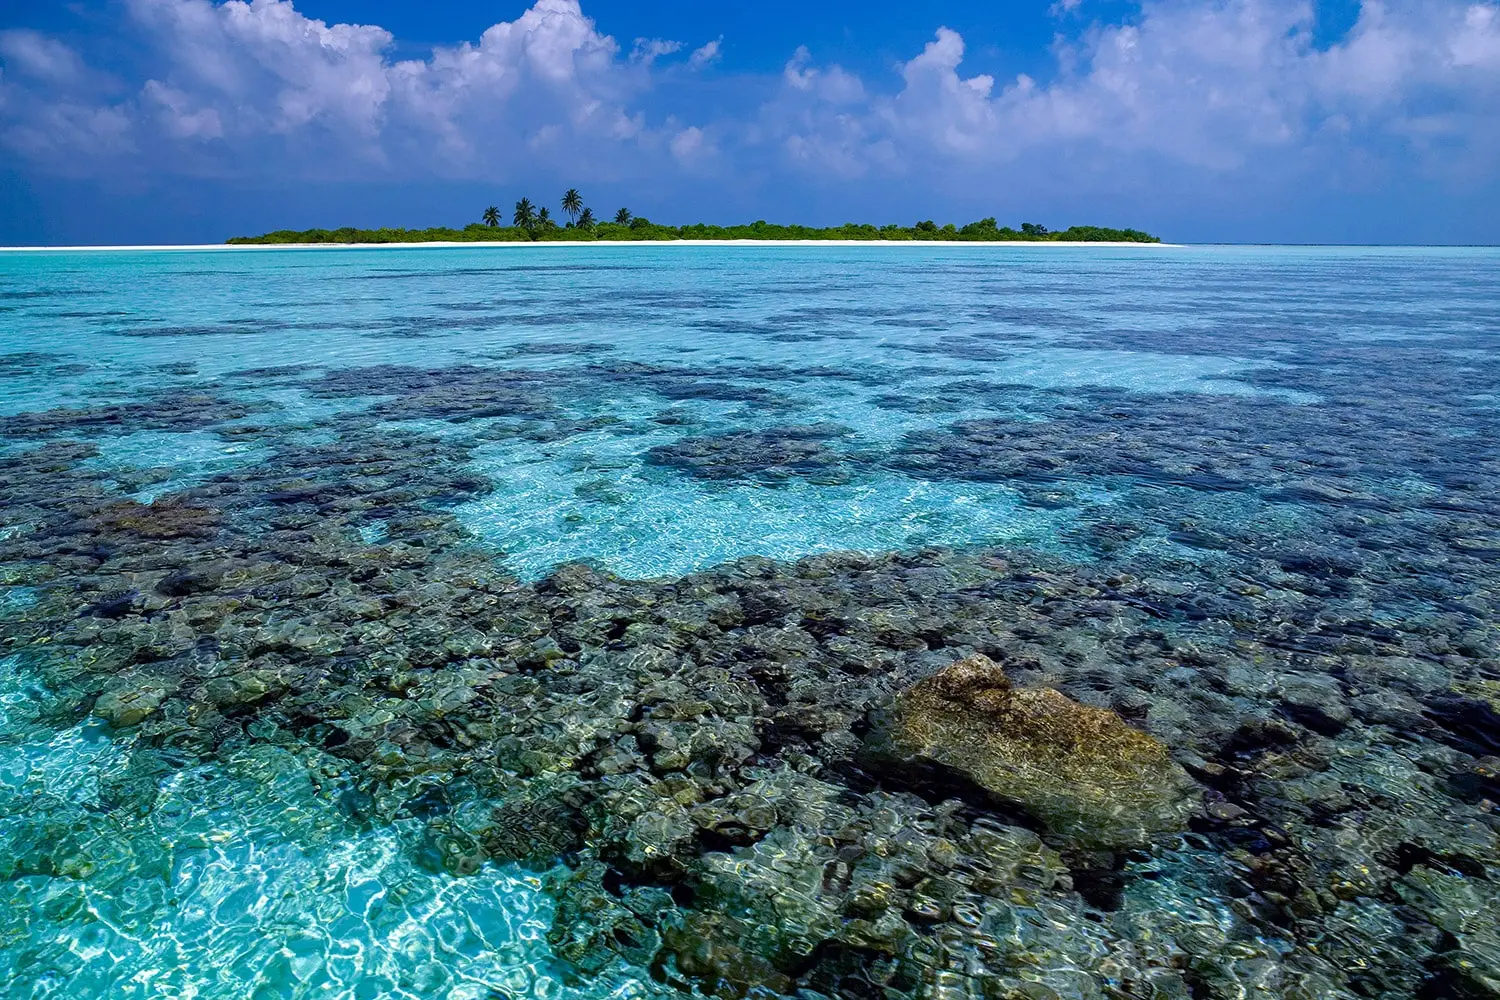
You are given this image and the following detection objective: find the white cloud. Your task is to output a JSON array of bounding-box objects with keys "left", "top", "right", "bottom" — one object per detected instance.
[
  {"left": 766, "top": 0, "right": 1500, "bottom": 178},
  {"left": 142, "top": 79, "right": 224, "bottom": 138},
  {"left": 128, "top": 0, "right": 395, "bottom": 136},
  {"left": 0, "top": 30, "right": 88, "bottom": 85},
  {"left": 886, "top": 27, "right": 997, "bottom": 155},
  {"left": 689, "top": 37, "right": 722, "bottom": 70},
  {"left": 0, "top": 94, "right": 134, "bottom": 163},
  {"left": 783, "top": 46, "right": 864, "bottom": 103},
  {"left": 0, "top": 32, "right": 133, "bottom": 164},
  {"left": 1451, "top": 3, "right": 1500, "bottom": 67},
  {"left": 0, "top": 0, "right": 679, "bottom": 178},
  {"left": 1, "top": 0, "right": 1497, "bottom": 202},
  {"left": 670, "top": 124, "right": 705, "bottom": 160},
  {"left": 390, "top": 0, "right": 641, "bottom": 166},
  {"left": 631, "top": 38, "right": 682, "bottom": 66}
]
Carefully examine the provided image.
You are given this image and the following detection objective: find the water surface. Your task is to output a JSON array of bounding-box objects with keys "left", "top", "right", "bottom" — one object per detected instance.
[{"left": 1, "top": 244, "right": 1497, "bottom": 999}]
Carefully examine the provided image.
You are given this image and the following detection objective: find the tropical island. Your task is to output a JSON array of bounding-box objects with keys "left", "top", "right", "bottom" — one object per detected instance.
[{"left": 228, "top": 190, "right": 1161, "bottom": 245}]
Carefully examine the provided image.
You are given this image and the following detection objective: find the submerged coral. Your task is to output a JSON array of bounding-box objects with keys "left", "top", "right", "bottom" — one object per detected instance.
[
  {"left": 880, "top": 653, "right": 1199, "bottom": 848},
  {"left": 0, "top": 391, "right": 270, "bottom": 439},
  {"left": 3, "top": 420, "right": 1495, "bottom": 999},
  {"left": 645, "top": 424, "right": 857, "bottom": 484},
  {"left": 2, "top": 246, "right": 1499, "bottom": 999}
]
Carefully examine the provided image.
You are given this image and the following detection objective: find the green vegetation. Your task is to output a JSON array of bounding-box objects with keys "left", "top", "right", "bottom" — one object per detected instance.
[
  {"left": 228, "top": 193, "right": 1161, "bottom": 244},
  {"left": 561, "top": 189, "right": 583, "bottom": 225},
  {"left": 512, "top": 198, "right": 535, "bottom": 232}
]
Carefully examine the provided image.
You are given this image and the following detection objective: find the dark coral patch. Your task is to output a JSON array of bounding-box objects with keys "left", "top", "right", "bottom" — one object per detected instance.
[
  {"left": 646, "top": 425, "right": 856, "bottom": 484},
  {"left": 303, "top": 364, "right": 560, "bottom": 421},
  {"left": 0, "top": 391, "right": 273, "bottom": 439}
]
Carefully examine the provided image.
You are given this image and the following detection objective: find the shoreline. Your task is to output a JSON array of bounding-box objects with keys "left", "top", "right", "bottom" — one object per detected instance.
[{"left": 0, "top": 239, "right": 1180, "bottom": 252}]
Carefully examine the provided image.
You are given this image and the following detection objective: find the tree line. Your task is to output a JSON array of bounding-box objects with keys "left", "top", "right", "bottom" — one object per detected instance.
[
  {"left": 230, "top": 192, "right": 1161, "bottom": 244},
  {"left": 479, "top": 189, "right": 624, "bottom": 237}
]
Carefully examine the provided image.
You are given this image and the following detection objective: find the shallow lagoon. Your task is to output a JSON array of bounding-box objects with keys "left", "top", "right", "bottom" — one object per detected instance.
[{"left": 0, "top": 244, "right": 1497, "bottom": 999}]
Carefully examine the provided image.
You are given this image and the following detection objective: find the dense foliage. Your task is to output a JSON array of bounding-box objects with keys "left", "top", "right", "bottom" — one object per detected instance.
[{"left": 229, "top": 217, "right": 1161, "bottom": 245}]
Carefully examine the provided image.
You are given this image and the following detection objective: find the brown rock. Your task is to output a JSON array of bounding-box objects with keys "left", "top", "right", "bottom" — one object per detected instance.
[{"left": 888, "top": 654, "right": 1198, "bottom": 847}]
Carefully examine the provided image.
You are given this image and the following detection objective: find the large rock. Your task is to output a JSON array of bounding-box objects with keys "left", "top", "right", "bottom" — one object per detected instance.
[
  {"left": 94, "top": 679, "right": 173, "bottom": 728},
  {"left": 885, "top": 654, "right": 1197, "bottom": 847}
]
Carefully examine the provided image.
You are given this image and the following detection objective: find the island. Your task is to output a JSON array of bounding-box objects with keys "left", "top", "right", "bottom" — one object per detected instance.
[{"left": 228, "top": 194, "right": 1161, "bottom": 245}]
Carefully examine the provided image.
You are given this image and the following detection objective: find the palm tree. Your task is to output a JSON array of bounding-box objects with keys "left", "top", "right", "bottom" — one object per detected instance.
[
  {"left": 537, "top": 206, "right": 555, "bottom": 230},
  {"left": 513, "top": 198, "right": 536, "bottom": 238},
  {"left": 577, "top": 207, "right": 595, "bottom": 229},
  {"left": 561, "top": 189, "right": 582, "bottom": 225},
  {"left": 482, "top": 205, "right": 500, "bottom": 227},
  {"left": 615, "top": 208, "right": 632, "bottom": 225}
]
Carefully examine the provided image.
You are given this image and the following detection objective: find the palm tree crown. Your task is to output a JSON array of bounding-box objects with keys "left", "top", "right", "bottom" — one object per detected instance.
[
  {"left": 577, "top": 207, "right": 595, "bottom": 229},
  {"left": 537, "top": 206, "right": 555, "bottom": 229},
  {"left": 615, "top": 208, "right": 632, "bottom": 225},
  {"left": 513, "top": 198, "right": 536, "bottom": 230},
  {"left": 482, "top": 205, "right": 500, "bottom": 227},
  {"left": 561, "top": 189, "right": 583, "bottom": 224}
]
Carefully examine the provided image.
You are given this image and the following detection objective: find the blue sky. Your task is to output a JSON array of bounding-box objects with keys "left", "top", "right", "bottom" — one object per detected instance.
[{"left": 1, "top": 0, "right": 1497, "bottom": 244}]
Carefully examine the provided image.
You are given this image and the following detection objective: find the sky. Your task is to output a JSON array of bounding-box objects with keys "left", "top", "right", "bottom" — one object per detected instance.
[{"left": 0, "top": 0, "right": 1497, "bottom": 244}]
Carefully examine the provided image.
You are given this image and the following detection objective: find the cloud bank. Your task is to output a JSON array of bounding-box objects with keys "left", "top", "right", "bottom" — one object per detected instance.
[
  {"left": 2, "top": 0, "right": 1498, "bottom": 231},
  {"left": 769, "top": 0, "right": 1500, "bottom": 183}
]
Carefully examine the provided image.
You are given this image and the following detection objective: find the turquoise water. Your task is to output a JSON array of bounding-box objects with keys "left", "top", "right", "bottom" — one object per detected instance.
[
  {"left": 0, "top": 245, "right": 1315, "bottom": 580},
  {"left": 1, "top": 244, "right": 1498, "bottom": 999}
]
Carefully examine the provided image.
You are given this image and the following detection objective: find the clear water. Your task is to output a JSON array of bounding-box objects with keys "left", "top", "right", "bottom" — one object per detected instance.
[
  {"left": 0, "top": 245, "right": 1322, "bottom": 579},
  {"left": 0, "top": 655, "right": 662, "bottom": 1000},
  {"left": 1, "top": 244, "right": 1498, "bottom": 999}
]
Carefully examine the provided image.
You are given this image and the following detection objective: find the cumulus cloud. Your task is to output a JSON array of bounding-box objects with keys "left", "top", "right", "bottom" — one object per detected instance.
[
  {"left": 0, "top": 0, "right": 662, "bottom": 177},
  {"left": 783, "top": 45, "right": 864, "bottom": 103},
  {"left": 1, "top": 0, "right": 1497, "bottom": 201},
  {"left": 631, "top": 38, "right": 682, "bottom": 66},
  {"left": 142, "top": 79, "right": 223, "bottom": 138},
  {"left": 670, "top": 124, "right": 706, "bottom": 161},
  {"left": 0, "top": 30, "right": 89, "bottom": 85},
  {"left": 885, "top": 28, "right": 998, "bottom": 155},
  {"left": 129, "top": 0, "right": 394, "bottom": 137},
  {"left": 0, "top": 31, "right": 133, "bottom": 164},
  {"left": 393, "top": 0, "right": 642, "bottom": 166},
  {"left": 689, "top": 38, "right": 722, "bottom": 70},
  {"left": 768, "top": 0, "right": 1500, "bottom": 179},
  {"left": 1452, "top": 3, "right": 1500, "bottom": 66}
]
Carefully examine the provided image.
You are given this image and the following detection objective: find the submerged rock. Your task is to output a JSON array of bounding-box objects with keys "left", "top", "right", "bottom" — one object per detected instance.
[
  {"left": 94, "top": 680, "right": 173, "bottom": 728},
  {"left": 882, "top": 654, "right": 1198, "bottom": 847},
  {"left": 645, "top": 424, "right": 856, "bottom": 484},
  {"left": 88, "top": 499, "right": 222, "bottom": 540}
]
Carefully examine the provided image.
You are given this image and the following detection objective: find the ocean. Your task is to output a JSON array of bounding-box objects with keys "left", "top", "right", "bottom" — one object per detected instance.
[{"left": 0, "top": 244, "right": 1496, "bottom": 999}]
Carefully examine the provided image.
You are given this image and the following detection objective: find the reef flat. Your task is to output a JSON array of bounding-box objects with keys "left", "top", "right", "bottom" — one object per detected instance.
[{"left": 0, "top": 244, "right": 1497, "bottom": 999}]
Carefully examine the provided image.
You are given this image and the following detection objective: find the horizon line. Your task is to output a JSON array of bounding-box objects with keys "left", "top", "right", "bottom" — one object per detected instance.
[
  {"left": 2, "top": 240, "right": 1497, "bottom": 252},
  {"left": 3, "top": 239, "right": 1180, "bottom": 251}
]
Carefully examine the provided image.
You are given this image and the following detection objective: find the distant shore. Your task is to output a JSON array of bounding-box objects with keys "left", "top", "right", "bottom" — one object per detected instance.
[
  {"left": 231, "top": 221, "right": 1162, "bottom": 246},
  {"left": 0, "top": 239, "right": 1179, "bottom": 252}
]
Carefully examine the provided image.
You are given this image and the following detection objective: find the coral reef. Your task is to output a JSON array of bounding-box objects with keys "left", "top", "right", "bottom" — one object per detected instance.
[
  {"left": 880, "top": 654, "right": 1198, "bottom": 847},
  {"left": 3, "top": 414, "right": 1495, "bottom": 998},
  {"left": 646, "top": 425, "right": 856, "bottom": 484},
  {"left": 2, "top": 246, "right": 1499, "bottom": 998}
]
